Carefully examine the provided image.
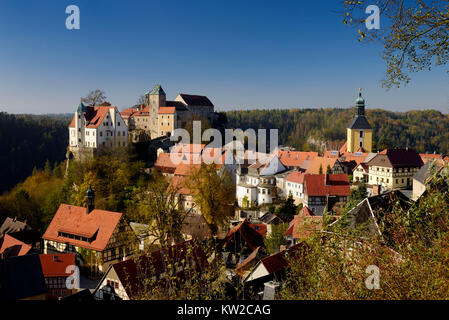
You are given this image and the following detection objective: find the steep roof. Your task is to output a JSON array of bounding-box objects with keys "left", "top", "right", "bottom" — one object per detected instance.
[
  {"left": 43, "top": 204, "right": 123, "bottom": 252},
  {"left": 305, "top": 157, "right": 338, "bottom": 174},
  {"left": 286, "top": 171, "right": 305, "bottom": 184},
  {"left": 168, "top": 175, "right": 191, "bottom": 195},
  {"left": 120, "top": 107, "right": 139, "bottom": 119},
  {"left": 277, "top": 150, "right": 318, "bottom": 168},
  {"left": 348, "top": 115, "right": 372, "bottom": 130},
  {"left": 39, "top": 253, "right": 76, "bottom": 278},
  {"left": 178, "top": 94, "right": 214, "bottom": 107},
  {"left": 304, "top": 174, "right": 350, "bottom": 197},
  {"left": 0, "top": 234, "right": 32, "bottom": 258},
  {"left": 0, "top": 254, "right": 47, "bottom": 300},
  {"left": 154, "top": 153, "right": 177, "bottom": 173},
  {"left": 222, "top": 219, "right": 265, "bottom": 251},
  {"left": 413, "top": 161, "right": 441, "bottom": 184},
  {"left": 102, "top": 240, "right": 207, "bottom": 299},
  {"left": 69, "top": 106, "right": 115, "bottom": 129},
  {"left": 367, "top": 148, "right": 424, "bottom": 168},
  {"left": 173, "top": 163, "right": 201, "bottom": 176}
]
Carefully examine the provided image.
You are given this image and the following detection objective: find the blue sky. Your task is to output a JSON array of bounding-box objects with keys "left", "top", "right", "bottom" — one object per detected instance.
[{"left": 0, "top": 0, "right": 448, "bottom": 114}]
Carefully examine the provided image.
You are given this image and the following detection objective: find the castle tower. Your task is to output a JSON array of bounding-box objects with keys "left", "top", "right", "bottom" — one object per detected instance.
[
  {"left": 347, "top": 89, "right": 373, "bottom": 152},
  {"left": 75, "top": 99, "right": 86, "bottom": 147},
  {"left": 146, "top": 84, "right": 166, "bottom": 138}
]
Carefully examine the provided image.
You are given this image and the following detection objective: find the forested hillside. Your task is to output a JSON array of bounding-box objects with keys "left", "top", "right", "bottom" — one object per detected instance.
[
  {"left": 226, "top": 108, "right": 449, "bottom": 154},
  {"left": 0, "top": 113, "right": 70, "bottom": 193}
]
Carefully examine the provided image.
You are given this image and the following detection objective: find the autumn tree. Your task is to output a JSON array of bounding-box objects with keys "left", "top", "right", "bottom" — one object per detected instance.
[
  {"left": 186, "top": 164, "right": 235, "bottom": 235},
  {"left": 82, "top": 89, "right": 107, "bottom": 106},
  {"left": 342, "top": 0, "right": 449, "bottom": 88},
  {"left": 128, "top": 174, "right": 192, "bottom": 248}
]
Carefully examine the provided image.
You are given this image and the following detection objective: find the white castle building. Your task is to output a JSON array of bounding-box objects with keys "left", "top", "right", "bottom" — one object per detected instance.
[{"left": 68, "top": 101, "right": 128, "bottom": 159}]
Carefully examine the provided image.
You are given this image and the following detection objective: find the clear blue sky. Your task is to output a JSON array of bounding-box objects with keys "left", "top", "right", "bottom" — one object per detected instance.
[{"left": 0, "top": 0, "right": 448, "bottom": 114}]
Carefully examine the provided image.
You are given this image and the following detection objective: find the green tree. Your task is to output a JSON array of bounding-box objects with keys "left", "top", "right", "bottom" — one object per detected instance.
[{"left": 264, "top": 223, "right": 289, "bottom": 254}]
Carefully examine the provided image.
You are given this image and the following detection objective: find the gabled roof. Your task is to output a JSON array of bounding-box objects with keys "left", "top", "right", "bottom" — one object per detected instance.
[
  {"left": 165, "top": 100, "right": 189, "bottom": 111},
  {"left": 69, "top": 106, "right": 115, "bottom": 129},
  {"left": 173, "top": 163, "right": 201, "bottom": 176},
  {"left": 244, "top": 242, "right": 308, "bottom": 283},
  {"left": 235, "top": 246, "right": 261, "bottom": 277},
  {"left": 367, "top": 148, "right": 424, "bottom": 168},
  {"left": 222, "top": 219, "right": 265, "bottom": 251},
  {"left": 171, "top": 143, "right": 205, "bottom": 154},
  {"left": 154, "top": 153, "right": 177, "bottom": 173},
  {"left": 177, "top": 94, "right": 214, "bottom": 107},
  {"left": 43, "top": 204, "right": 123, "bottom": 252},
  {"left": 0, "top": 254, "right": 47, "bottom": 300},
  {"left": 304, "top": 174, "right": 350, "bottom": 197},
  {"left": 0, "top": 234, "right": 32, "bottom": 258},
  {"left": 39, "top": 253, "right": 76, "bottom": 278},
  {"left": 305, "top": 157, "right": 339, "bottom": 174},
  {"left": 98, "top": 240, "right": 208, "bottom": 299},
  {"left": 168, "top": 175, "right": 191, "bottom": 195},
  {"left": 286, "top": 171, "right": 305, "bottom": 184},
  {"left": 420, "top": 153, "right": 447, "bottom": 166},
  {"left": 277, "top": 150, "right": 318, "bottom": 168},
  {"left": 120, "top": 107, "right": 139, "bottom": 119}
]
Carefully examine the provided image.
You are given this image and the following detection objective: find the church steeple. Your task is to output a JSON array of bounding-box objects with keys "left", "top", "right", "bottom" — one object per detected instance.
[
  {"left": 346, "top": 89, "right": 373, "bottom": 153},
  {"left": 356, "top": 88, "right": 365, "bottom": 116}
]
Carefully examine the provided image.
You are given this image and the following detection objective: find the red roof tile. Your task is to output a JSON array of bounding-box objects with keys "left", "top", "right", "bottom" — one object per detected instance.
[
  {"left": 277, "top": 151, "right": 318, "bottom": 168},
  {"left": 43, "top": 204, "right": 122, "bottom": 252},
  {"left": 304, "top": 174, "right": 350, "bottom": 197},
  {"left": 69, "top": 106, "right": 116, "bottom": 129},
  {"left": 306, "top": 157, "right": 338, "bottom": 174},
  {"left": 286, "top": 171, "right": 305, "bottom": 184},
  {"left": 158, "top": 107, "right": 176, "bottom": 114},
  {"left": 0, "top": 234, "right": 31, "bottom": 257},
  {"left": 222, "top": 219, "right": 264, "bottom": 251},
  {"left": 39, "top": 253, "right": 76, "bottom": 278},
  {"left": 110, "top": 240, "right": 208, "bottom": 299}
]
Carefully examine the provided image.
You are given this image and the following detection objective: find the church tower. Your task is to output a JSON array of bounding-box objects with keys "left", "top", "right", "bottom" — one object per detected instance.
[
  {"left": 347, "top": 89, "right": 373, "bottom": 152},
  {"left": 146, "top": 84, "right": 166, "bottom": 138}
]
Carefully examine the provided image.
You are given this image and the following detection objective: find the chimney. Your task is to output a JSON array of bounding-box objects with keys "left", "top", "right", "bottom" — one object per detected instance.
[{"left": 86, "top": 186, "right": 95, "bottom": 214}]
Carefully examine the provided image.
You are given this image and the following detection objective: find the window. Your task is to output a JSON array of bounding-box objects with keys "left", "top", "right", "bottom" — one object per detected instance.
[
  {"left": 118, "top": 131, "right": 121, "bottom": 136},
  {"left": 118, "top": 122, "right": 120, "bottom": 126},
  {"left": 123, "top": 131, "right": 125, "bottom": 136},
  {"left": 100, "top": 132, "right": 103, "bottom": 136}
]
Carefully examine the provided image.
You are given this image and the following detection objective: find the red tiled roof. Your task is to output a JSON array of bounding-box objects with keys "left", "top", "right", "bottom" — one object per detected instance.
[
  {"left": 120, "top": 107, "right": 138, "bottom": 118},
  {"left": 110, "top": 240, "right": 208, "bottom": 299},
  {"left": 420, "top": 153, "right": 447, "bottom": 166},
  {"left": 168, "top": 175, "right": 191, "bottom": 195},
  {"left": 277, "top": 150, "right": 318, "bottom": 168},
  {"left": 158, "top": 107, "right": 176, "bottom": 114},
  {"left": 43, "top": 204, "right": 122, "bottom": 252},
  {"left": 304, "top": 174, "right": 350, "bottom": 197},
  {"left": 259, "top": 242, "right": 307, "bottom": 274},
  {"left": 248, "top": 224, "right": 267, "bottom": 238},
  {"left": 290, "top": 215, "right": 322, "bottom": 239},
  {"left": 174, "top": 163, "right": 201, "bottom": 177},
  {"left": 69, "top": 106, "right": 116, "bottom": 128},
  {"left": 286, "top": 171, "right": 305, "bottom": 184},
  {"left": 306, "top": 157, "right": 338, "bottom": 174},
  {"left": 0, "top": 234, "right": 31, "bottom": 258},
  {"left": 39, "top": 253, "right": 76, "bottom": 278},
  {"left": 235, "top": 246, "right": 261, "bottom": 276},
  {"left": 154, "top": 153, "right": 177, "bottom": 173},
  {"left": 222, "top": 219, "right": 264, "bottom": 251}
]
